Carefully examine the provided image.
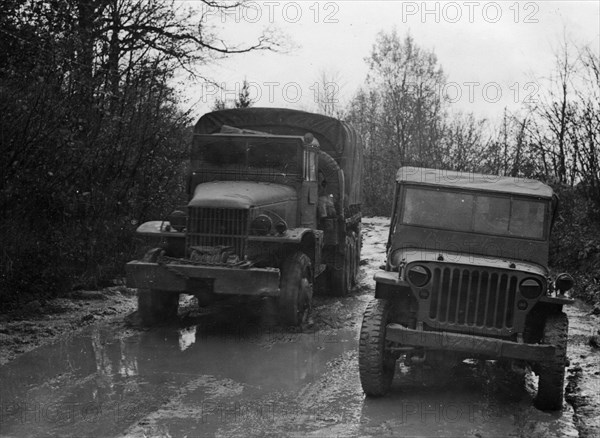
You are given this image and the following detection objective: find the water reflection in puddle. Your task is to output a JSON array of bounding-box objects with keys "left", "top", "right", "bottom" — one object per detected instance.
[{"left": 0, "top": 320, "right": 356, "bottom": 437}]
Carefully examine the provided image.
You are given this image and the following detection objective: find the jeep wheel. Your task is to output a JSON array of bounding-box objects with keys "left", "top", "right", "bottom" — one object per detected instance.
[
  {"left": 359, "top": 298, "right": 396, "bottom": 396},
  {"left": 138, "top": 289, "right": 180, "bottom": 326},
  {"left": 535, "top": 312, "right": 568, "bottom": 410},
  {"left": 331, "top": 236, "right": 352, "bottom": 296},
  {"left": 279, "top": 252, "right": 313, "bottom": 326}
]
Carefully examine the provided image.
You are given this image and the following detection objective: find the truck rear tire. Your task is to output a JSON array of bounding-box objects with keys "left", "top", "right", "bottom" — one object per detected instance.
[
  {"left": 349, "top": 231, "right": 359, "bottom": 286},
  {"left": 279, "top": 252, "right": 313, "bottom": 326},
  {"left": 359, "top": 298, "right": 396, "bottom": 396},
  {"left": 534, "top": 312, "right": 568, "bottom": 410},
  {"left": 331, "top": 236, "right": 352, "bottom": 296},
  {"left": 138, "top": 289, "right": 179, "bottom": 326}
]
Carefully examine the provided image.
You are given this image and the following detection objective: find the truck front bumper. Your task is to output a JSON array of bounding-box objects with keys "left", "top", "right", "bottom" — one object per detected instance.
[
  {"left": 386, "top": 324, "right": 556, "bottom": 362},
  {"left": 126, "top": 261, "right": 280, "bottom": 296}
]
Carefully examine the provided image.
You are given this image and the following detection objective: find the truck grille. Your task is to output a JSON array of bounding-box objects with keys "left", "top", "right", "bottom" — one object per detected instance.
[
  {"left": 186, "top": 207, "right": 248, "bottom": 257},
  {"left": 427, "top": 267, "right": 518, "bottom": 333}
]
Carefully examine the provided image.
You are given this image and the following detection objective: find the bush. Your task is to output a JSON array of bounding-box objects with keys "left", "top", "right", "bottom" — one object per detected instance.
[{"left": 550, "top": 185, "right": 600, "bottom": 304}]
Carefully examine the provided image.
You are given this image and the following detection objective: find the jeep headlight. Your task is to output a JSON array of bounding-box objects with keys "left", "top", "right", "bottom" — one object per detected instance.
[
  {"left": 407, "top": 265, "right": 431, "bottom": 287},
  {"left": 520, "top": 278, "right": 543, "bottom": 299},
  {"left": 555, "top": 273, "right": 574, "bottom": 293},
  {"left": 250, "top": 214, "right": 272, "bottom": 235}
]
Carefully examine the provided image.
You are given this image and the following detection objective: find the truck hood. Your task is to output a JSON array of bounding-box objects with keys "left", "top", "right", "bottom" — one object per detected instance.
[
  {"left": 391, "top": 248, "right": 548, "bottom": 277},
  {"left": 189, "top": 181, "right": 297, "bottom": 209}
]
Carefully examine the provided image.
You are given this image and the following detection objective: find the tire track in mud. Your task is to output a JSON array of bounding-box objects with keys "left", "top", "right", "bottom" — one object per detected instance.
[{"left": 564, "top": 303, "right": 600, "bottom": 438}]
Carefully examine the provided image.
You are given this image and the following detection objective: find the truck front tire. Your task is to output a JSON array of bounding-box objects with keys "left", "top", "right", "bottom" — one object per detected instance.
[
  {"left": 535, "top": 312, "right": 568, "bottom": 410},
  {"left": 279, "top": 252, "right": 313, "bottom": 326},
  {"left": 359, "top": 298, "right": 396, "bottom": 396},
  {"left": 138, "top": 289, "right": 179, "bottom": 326}
]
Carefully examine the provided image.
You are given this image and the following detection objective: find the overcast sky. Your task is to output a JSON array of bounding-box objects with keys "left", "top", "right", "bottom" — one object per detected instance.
[{"left": 181, "top": 1, "right": 600, "bottom": 123}]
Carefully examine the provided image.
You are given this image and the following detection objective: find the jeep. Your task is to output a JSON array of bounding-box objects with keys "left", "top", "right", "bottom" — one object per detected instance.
[{"left": 358, "top": 166, "right": 574, "bottom": 410}]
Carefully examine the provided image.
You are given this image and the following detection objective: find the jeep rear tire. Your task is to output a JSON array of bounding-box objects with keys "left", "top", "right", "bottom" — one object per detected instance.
[
  {"left": 359, "top": 298, "right": 396, "bottom": 396},
  {"left": 279, "top": 252, "right": 313, "bottom": 327},
  {"left": 138, "top": 289, "right": 179, "bottom": 326},
  {"left": 535, "top": 312, "right": 568, "bottom": 410}
]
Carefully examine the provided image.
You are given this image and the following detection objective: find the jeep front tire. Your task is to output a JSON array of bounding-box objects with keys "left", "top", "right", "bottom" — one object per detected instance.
[
  {"left": 359, "top": 298, "right": 396, "bottom": 396},
  {"left": 535, "top": 312, "right": 568, "bottom": 410}
]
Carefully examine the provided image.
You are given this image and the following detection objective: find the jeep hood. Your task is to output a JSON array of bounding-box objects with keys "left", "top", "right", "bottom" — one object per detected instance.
[
  {"left": 189, "top": 181, "right": 297, "bottom": 209},
  {"left": 392, "top": 248, "right": 548, "bottom": 277}
]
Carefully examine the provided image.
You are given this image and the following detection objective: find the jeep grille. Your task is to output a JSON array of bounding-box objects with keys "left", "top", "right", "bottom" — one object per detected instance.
[
  {"left": 186, "top": 207, "right": 248, "bottom": 257},
  {"left": 423, "top": 266, "right": 521, "bottom": 336}
]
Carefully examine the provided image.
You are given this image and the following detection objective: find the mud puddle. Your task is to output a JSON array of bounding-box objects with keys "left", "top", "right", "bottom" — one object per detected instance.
[{"left": 0, "top": 314, "right": 356, "bottom": 438}]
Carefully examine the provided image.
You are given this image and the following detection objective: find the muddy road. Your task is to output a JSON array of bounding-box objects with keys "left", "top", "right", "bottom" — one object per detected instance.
[{"left": 1, "top": 217, "right": 599, "bottom": 437}]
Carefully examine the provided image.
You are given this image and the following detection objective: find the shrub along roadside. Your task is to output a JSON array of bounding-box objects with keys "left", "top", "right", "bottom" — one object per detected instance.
[{"left": 550, "top": 185, "right": 600, "bottom": 306}]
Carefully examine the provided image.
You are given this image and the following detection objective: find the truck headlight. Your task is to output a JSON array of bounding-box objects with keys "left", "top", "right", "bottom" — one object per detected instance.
[
  {"left": 407, "top": 265, "right": 431, "bottom": 287},
  {"left": 520, "top": 278, "right": 542, "bottom": 299},
  {"left": 168, "top": 210, "right": 187, "bottom": 232},
  {"left": 275, "top": 220, "right": 287, "bottom": 235},
  {"left": 251, "top": 214, "right": 272, "bottom": 235}
]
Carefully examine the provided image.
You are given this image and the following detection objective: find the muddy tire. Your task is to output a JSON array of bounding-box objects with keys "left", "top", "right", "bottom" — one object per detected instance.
[
  {"left": 279, "top": 252, "right": 313, "bottom": 326},
  {"left": 349, "top": 232, "right": 358, "bottom": 286},
  {"left": 138, "top": 289, "right": 179, "bottom": 326},
  {"left": 535, "top": 312, "right": 568, "bottom": 411},
  {"left": 359, "top": 298, "right": 396, "bottom": 396},
  {"left": 353, "top": 226, "right": 362, "bottom": 285},
  {"left": 331, "top": 236, "right": 352, "bottom": 296}
]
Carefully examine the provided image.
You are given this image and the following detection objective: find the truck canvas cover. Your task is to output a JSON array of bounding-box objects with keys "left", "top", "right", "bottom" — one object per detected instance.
[{"left": 195, "top": 108, "right": 363, "bottom": 208}]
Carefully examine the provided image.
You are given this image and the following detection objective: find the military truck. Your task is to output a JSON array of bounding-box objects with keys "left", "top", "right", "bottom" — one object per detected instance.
[
  {"left": 358, "top": 167, "right": 574, "bottom": 410},
  {"left": 126, "top": 108, "right": 363, "bottom": 326}
]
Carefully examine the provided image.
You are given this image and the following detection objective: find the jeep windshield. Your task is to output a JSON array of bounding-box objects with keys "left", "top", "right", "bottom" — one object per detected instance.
[
  {"left": 193, "top": 136, "right": 302, "bottom": 175},
  {"left": 400, "top": 186, "right": 547, "bottom": 240}
]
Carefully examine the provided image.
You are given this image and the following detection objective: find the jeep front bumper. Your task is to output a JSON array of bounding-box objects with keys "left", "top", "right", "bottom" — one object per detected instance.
[
  {"left": 126, "top": 261, "right": 280, "bottom": 296},
  {"left": 386, "top": 324, "right": 556, "bottom": 362}
]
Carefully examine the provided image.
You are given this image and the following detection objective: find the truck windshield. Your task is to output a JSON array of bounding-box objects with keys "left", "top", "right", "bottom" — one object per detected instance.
[
  {"left": 401, "top": 187, "right": 547, "bottom": 239},
  {"left": 194, "top": 136, "right": 301, "bottom": 174}
]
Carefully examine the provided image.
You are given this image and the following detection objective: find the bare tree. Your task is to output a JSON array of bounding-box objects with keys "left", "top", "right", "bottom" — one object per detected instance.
[
  {"left": 346, "top": 30, "right": 449, "bottom": 213},
  {"left": 312, "top": 69, "right": 345, "bottom": 118},
  {"left": 212, "top": 78, "right": 255, "bottom": 110}
]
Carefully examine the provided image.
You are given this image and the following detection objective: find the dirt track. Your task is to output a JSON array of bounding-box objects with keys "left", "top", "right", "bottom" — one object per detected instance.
[{"left": 0, "top": 217, "right": 598, "bottom": 437}]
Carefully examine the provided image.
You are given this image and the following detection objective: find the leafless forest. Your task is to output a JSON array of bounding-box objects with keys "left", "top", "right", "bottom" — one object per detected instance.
[{"left": 1, "top": 1, "right": 598, "bottom": 307}]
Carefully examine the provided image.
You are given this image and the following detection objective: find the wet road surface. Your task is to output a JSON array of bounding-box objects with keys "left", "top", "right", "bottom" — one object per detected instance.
[
  {"left": 0, "top": 218, "right": 597, "bottom": 437},
  {"left": 0, "top": 313, "right": 582, "bottom": 438}
]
